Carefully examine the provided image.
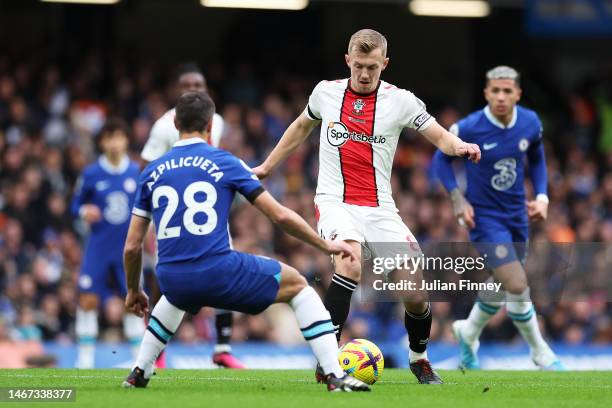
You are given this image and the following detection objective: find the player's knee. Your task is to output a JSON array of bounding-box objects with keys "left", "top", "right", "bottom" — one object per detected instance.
[
  {"left": 286, "top": 272, "right": 307, "bottom": 297},
  {"left": 404, "top": 297, "right": 429, "bottom": 313},
  {"left": 79, "top": 293, "right": 99, "bottom": 310},
  {"left": 277, "top": 266, "right": 307, "bottom": 301},
  {"left": 505, "top": 280, "right": 528, "bottom": 295},
  {"left": 335, "top": 257, "right": 362, "bottom": 282}
]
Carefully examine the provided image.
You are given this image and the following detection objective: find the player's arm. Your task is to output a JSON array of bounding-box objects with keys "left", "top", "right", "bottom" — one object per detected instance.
[
  {"left": 123, "top": 214, "right": 151, "bottom": 317},
  {"left": 420, "top": 121, "right": 481, "bottom": 163},
  {"left": 253, "top": 114, "right": 319, "bottom": 179},
  {"left": 141, "top": 118, "right": 171, "bottom": 165},
  {"left": 70, "top": 172, "right": 101, "bottom": 223},
  {"left": 252, "top": 190, "right": 355, "bottom": 261},
  {"left": 432, "top": 150, "right": 475, "bottom": 229},
  {"left": 526, "top": 132, "right": 549, "bottom": 222}
]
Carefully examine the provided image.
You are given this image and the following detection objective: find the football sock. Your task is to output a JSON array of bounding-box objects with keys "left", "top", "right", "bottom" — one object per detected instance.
[
  {"left": 404, "top": 303, "right": 431, "bottom": 362},
  {"left": 323, "top": 273, "right": 357, "bottom": 342},
  {"left": 75, "top": 308, "right": 98, "bottom": 369},
  {"left": 123, "top": 313, "right": 145, "bottom": 359},
  {"left": 134, "top": 296, "right": 185, "bottom": 378},
  {"left": 462, "top": 279, "right": 506, "bottom": 343},
  {"left": 506, "top": 288, "right": 552, "bottom": 359},
  {"left": 462, "top": 300, "right": 503, "bottom": 343},
  {"left": 214, "top": 310, "right": 233, "bottom": 354},
  {"left": 291, "top": 286, "right": 344, "bottom": 378}
]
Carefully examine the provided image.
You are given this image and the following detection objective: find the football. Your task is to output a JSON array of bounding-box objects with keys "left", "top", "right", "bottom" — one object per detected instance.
[{"left": 338, "top": 339, "right": 385, "bottom": 385}]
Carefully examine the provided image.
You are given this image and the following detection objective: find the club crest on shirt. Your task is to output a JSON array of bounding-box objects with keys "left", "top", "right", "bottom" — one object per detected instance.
[
  {"left": 124, "top": 178, "right": 137, "bottom": 193},
  {"left": 519, "top": 138, "right": 529, "bottom": 152},
  {"left": 352, "top": 99, "right": 365, "bottom": 115}
]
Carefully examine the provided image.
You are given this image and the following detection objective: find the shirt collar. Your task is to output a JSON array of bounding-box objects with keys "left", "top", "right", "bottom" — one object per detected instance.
[
  {"left": 173, "top": 137, "right": 207, "bottom": 147},
  {"left": 484, "top": 105, "right": 517, "bottom": 129},
  {"left": 99, "top": 155, "right": 129, "bottom": 175}
]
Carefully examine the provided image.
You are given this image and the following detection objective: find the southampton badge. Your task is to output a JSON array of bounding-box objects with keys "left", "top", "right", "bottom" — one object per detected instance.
[{"left": 352, "top": 99, "right": 365, "bottom": 115}]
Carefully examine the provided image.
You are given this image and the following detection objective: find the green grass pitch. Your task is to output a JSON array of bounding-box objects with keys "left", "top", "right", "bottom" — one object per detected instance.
[{"left": 0, "top": 369, "right": 610, "bottom": 408}]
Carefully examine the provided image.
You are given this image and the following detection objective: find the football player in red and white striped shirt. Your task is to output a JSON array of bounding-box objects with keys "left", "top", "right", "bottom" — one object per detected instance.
[{"left": 254, "top": 29, "right": 480, "bottom": 384}]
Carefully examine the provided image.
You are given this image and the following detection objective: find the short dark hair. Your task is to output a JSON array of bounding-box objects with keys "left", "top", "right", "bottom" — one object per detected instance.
[
  {"left": 99, "top": 117, "right": 129, "bottom": 139},
  {"left": 175, "top": 92, "right": 215, "bottom": 133},
  {"left": 177, "top": 62, "right": 203, "bottom": 79}
]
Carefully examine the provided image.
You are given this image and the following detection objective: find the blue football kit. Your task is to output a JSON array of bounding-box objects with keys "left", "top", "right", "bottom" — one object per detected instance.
[
  {"left": 132, "top": 138, "right": 281, "bottom": 315},
  {"left": 433, "top": 105, "right": 548, "bottom": 266},
  {"left": 71, "top": 156, "right": 141, "bottom": 301}
]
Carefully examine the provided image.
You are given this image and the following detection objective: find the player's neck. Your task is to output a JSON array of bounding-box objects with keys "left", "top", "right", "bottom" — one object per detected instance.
[
  {"left": 179, "top": 132, "right": 209, "bottom": 143},
  {"left": 105, "top": 153, "right": 124, "bottom": 167},
  {"left": 494, "top": 113, "right": 513, "bottom": 127},
  {"left": 349, "top": 79, "right": 380, "bottom": 96}
]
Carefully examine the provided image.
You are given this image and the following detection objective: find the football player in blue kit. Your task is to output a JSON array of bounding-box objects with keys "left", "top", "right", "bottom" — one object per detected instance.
[
  {"left": 122, "top": 92, "right": 370, "bottom": 392},
  {"left": 71, "top": 118, "right": 144, "bottom": 368},
  {"left": 433, "top": 66, "right": 565, "bottom": 370}
]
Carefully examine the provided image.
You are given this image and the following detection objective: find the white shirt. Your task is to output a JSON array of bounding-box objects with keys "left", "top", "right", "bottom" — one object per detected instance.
[
  {"left": 141, "top": 109, "right": 224, "bottom": 162},
  {"left": 305, "top": 78, "right": 435, "bottom": 209}
]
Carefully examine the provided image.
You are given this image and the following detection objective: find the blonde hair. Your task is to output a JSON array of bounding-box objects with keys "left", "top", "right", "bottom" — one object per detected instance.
[{"left": 348, "top": 29, "right": 388, "bottom": 57}]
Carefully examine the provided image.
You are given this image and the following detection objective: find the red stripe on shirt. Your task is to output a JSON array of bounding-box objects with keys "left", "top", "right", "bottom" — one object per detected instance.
[{"left": 338, "top": 83, "right": 379, "bottom": 206}]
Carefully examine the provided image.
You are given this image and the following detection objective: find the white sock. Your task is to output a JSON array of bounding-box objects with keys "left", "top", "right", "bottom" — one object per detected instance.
[
  {"left": 123, "top": 313, "right": 145, "bottom": 359},
  {"left": 506, "top": 289, "right": 551, "bottom": 358},
  {"left": 462, "top": 300, "right": 503, "bottom": 343},
  {"left": 75, "top": 308, "right": 98, "bottom": 369},
  {"left": 462, "top": 278, "right": 506, "bottom": 343},
  {"left": 134, "top": 296, "right": 185, "bottom": 378},
  {"left": 409, "top": 349, "right": 428, "bottom": 363},
  {"left": 290, "top": 286, "right": 344, "bottom": 378}
]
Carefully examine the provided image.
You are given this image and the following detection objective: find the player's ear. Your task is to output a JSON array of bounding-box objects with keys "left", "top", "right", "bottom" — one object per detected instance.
[
  {"left": 206, "top": 119, "right": 213, "bottom": 134},
  {"left": 382, "top": 57, "right": 389, "bottom": 71},
  {"left": 515, "top": 85, "right": 522, "bottom": 101},
  {"left": 173, "top": 117, "right": 180, "bottom": 131},
  {"left": 345, "top": 54, "right": 351, "bottom": 67}
]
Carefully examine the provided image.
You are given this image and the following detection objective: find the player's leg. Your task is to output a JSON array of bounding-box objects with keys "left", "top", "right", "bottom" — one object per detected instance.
[
  {"left": 114, "top": 262, "right": 145, "bottom": 361},
  {"left": 143, "top": 267, "right": 167, "bottom": 369},
  {"left": 367, "top": 211, "right": 442, "bottom": 384},
  {"left": 324, "top": 240, "right": 361, "bottom": 341},
  {"left": 275, "top": 263, "right": 369, "bottom": 391},
  {"left": 212, "top": 309, "right": 246, "bottom": 369},
  {"left": 316, "top": 202, "right": 364, "bottom": 342},
  {"left": 75, "top": 259, "right": 104, "bottom": 369},
  {"left": 395, "top": 267, "right": 442, "bottom": 384},
  {"left": 75, "top": 292, "right": 99, "bottom": 369},
  {"left": 500, "top": 228, "right": 565, "bottom": 370},
  {"left": 123, "top": 295, "right": 186, "bottom": 387},
  {"left": 453, "top": 220, "right": 509, "bottom": 369}
]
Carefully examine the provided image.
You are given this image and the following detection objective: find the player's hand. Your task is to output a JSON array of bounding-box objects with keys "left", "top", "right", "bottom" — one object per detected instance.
[
  {"left": 325, "top": 240, "right": 357, "bottom": 262},
  {"left": 451, "top": 189, "right": 475, "bottom": 229},
  {"left": 456, "top": 142, "right": 481, "bottom": 164},
  {"left": 125, "top": 290, "right": 150, "bottom": 318},
  {"left": 527, "top": 200, "right": 548, "bottom": 222},
  {"left": 252, "top": 164, "right": 271, "bottom": 180},
  {"left": 80, "top": 204, "right": 102, "bottom": 223}
]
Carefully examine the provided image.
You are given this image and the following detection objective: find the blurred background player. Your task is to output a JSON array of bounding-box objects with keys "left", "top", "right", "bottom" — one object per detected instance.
[
  {"left": 123, "top": 91, "right": 369, "bottom": 392},
  {"left": 433, "top": 66, "right": 565, "bottom": 370},
  {"left": 70, "top": 118, "right": 143, "bottom": 369},
  {"left": 140, "top": 64, "right": 243, "bottom": 368},
  {"left": 254, "top": 29, "right": 480, "bottom": 384}
]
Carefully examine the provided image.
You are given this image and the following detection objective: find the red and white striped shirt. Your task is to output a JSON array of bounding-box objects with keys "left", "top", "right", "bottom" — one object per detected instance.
[{"left": 305, "top": 78, "right": 435, "bottom": 209}]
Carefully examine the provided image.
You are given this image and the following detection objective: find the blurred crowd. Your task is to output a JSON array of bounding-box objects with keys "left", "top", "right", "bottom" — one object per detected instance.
[{"left": 0, "top": 55, "right": 611, "bottom": 362}]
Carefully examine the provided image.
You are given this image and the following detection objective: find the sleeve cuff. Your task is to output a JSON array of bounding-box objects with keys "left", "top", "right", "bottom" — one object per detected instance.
[
  {"left": 305, "top": 105, "right": 321, "bottom": 121},
  {"left": 132, "top": 207, "right": 152, "bottom": 219},
  {"left": 535, "top": 194, "right": 549, "bottom": 203},
  {"left": 244, "top": 186, "right": 265, "bottom": 203},
  {"left": 415, "top": 115, "right": 435, "bottom": 131}
]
